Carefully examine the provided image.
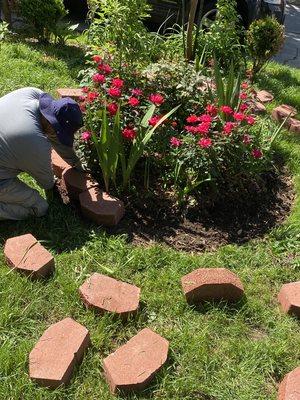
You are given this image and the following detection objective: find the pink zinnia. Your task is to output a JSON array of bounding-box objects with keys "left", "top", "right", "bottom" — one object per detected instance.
[
  {"left": 149, "top": 115, "right": 162, "bottom": 127},
  {"left": 107, "top": 102, "right": 118, "bottom": 116},
  {"left": 112, "top": 78, "right": 124, "bottom": 89},
  {"left": 108, "top": 87, "right": 122, "bottom": 98},
  {"left": 223, "top": 122, "right": 235, "bottom": 135},
  {"left": 246, "top": 115, "right": 256, "bottom": 125},
  {"left": 199, "top": 114, "right": 212, "bottom": 123},
  {"left": 198, "top": 138, "right": 212, "bottom": 149},
  {"left": 195, "top": 122, "right": 210, "bottom": 135},
  {"left": 239, "top": 92, "right": 248, "bottom": 100},
  {"left": 81, "top": 131, "right": 92, "bottom": 141},
  {"left": 252, "top": 148, "right": 263, "bottom": 158},
  {"left": 186, "top": 115, "right": 199, "bottom": 124},
  {"left": 220, "top": 105, "right": 233, "bottom": 115},
  {"left": 241, "top": 81, "right": 249, "bottom": 90},
  {"left": 185, "top": 125, "right": 198, "bottom": 134},
  {"left": 92, "top": 55, "right": 102, "bottom": 64},
  {"left": 243, "top": 134, "right": 252, "bottom": 145},
  {"left": 206, "top": 104, "right": 218, "bottom": 116},
  {"left": 122, "top": 127, "right": 136, "bottom": 140},
  {"left": 82, "top": 86, "right": 89, "bottom": 93},
  {"left": 131, "top": 88, "right": 143, "bottom": 96},
  {"left": 98, "top": 63, "right": 112, "bottom": 74},
  {"left": 240, "top": 103, "right": 249, "bottom": 112},
  {"left": 87, "top": 91, "right": 99, "bottom": 102},
  {"left": 233, "top": 112, "right": 245, "bottom": 121},
  {"left": 149, "top": 93, "right": 165, "bottom": 106},
  {"left": 128, "top": 97, "right": 140, "bottom": 107},
  {"left": 92, "top": 73, "right": 106, "bottom": 84},
  {"left": 170, "top": 136, "right": 182, "bottom": 147}
]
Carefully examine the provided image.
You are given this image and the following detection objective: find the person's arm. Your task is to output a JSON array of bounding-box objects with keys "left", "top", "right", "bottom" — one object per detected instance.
[{"left": 48, "top": 134, "right": 85, "bottom": 172}]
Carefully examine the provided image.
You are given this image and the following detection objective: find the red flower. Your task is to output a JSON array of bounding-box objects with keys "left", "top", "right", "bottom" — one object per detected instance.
[
  {"left": 171, "top": 121, "right": 178, "bottom": 128},
  {"left": 92, "top": 73, "right": 106, "bottom": 84},
  {"left": 243, "top": 134, "right": 252, "bottom": 145},
  {"left": 149, "top": 93, "right": 165, "bottom": 106},
  {"left": 82, "top": 86, "right": 90, "bottom": 93},
  {"left": 233, "top": 112, "right": 245, "bottom": 121},
  {"left": 149, "top": 115, "right": 162, "bottom": 126},
  {"left": 223, "top": 122, "right": 235, "bottom": 135},
  {"left": 112, "top": 78, "right": 124, "bottom": 89},
  {"left": 220, "top": 105, "right": 233, "bottom": 115},
  {"left": 199, "top": 114, "right": 212, "bottom": 123},
  {"left": 98, "top": 63, "right": 112, "bottom": 74},
  {"left": 198, "top": 138, "right": 212, "bottom": 148},
  {"left": 195, "top": 122, "right": 211, "bottom": 135},
  {"left": 239, "top": 92, "right": 248, "bottom": 100},
  {"left": 122, "top": 127, "right": 136, "bottom": 140},
  {"left": 240, "top": 103, "right": 249, "bottom": 112},
  {"left": 81, "top": 131, "right": 92, "bottom": 141},
  {"left": 107, "top": 102, "right": 118, "bottom": 116},
  {"left": 186, "top": 115, "right": 199, "bottom": 124},
  {"left": 206, "top": 104, "right": 218, "bottom": 116},
  {"left": 170, "top": 137, "right": 182, "bottom": 147},
  {"left": 246, "top": 115, "right": 256, "bottom": 125},
  {"left": 185, "top": 125, "right": 197, "bottom": 134},
  {"left": 128, "top": 97, "right": 140, "bottom": 107},
  {"left": 241, "top": 81, "right": 249, "bottom": 90},
  {"left": 131, "top": 88, "right": 143, "bottom": 96},
  {"left": 92, "top": 55, "right": 102, "bottom": 64},
  {"left": 252, "top": 148, "right": 263, "bottom": 158},
  {"left": 108, "top": 87, "right": 122, "bottom": 98},
  {"left": 87, "top": 91, "right": 99, "bottom": 102}
]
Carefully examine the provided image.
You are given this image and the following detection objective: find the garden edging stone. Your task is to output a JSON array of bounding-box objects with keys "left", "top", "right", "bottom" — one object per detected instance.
[
  {"left": 62, "top": 168, "right": 99, "bottom": 201},
  {"left": 57, "top": 88, "right": 83, "bottom": 101},
  {"left": 51, "top": 149, "right": 71, "bottom": 178},
  {"left": 278, "top": 281, "right": 300, "bottom": 317},
  {"left": 278, "top": 367, "right": 300, "bottom": 400}
]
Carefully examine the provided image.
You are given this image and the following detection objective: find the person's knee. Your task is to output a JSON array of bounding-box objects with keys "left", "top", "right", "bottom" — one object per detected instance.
[{"left": 34, "top": 198, "right": 49, "bottom": 217}]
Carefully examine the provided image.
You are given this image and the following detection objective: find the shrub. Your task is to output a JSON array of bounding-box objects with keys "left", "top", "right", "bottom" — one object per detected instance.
[
  {"left": 199, "top": 0, "right": 245, "bottom": 72},
  {"left": 16, "top": 0, "right": 66, "bottom": 43},
  {"left": 247, "top": 17, "right": 284, "bottom": 79}
]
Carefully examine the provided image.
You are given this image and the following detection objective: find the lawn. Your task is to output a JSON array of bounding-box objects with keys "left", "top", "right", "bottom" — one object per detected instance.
[{"left": 0, "top": 40, "right": 300, "bottom": 400}]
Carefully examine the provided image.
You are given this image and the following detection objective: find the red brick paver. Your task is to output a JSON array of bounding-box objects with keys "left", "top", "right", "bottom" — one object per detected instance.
[
  {"left": 79, "top": 187, "right": 125, "bottom": 226},
  {"left": 103, "top": 328, "right": 169, "bottom": 394},
  {"left": 62, "top": 168, "right": 98, "bottom": 201},
  {"left": 4, "top": 233, "right": 55, "bottom": 278},
  {"left": 51, "top": 149, "right": 71, "bottom": 178},
  {"left": 181, "top": 267, "right": 244, "bottom": 305},
  {"left": 278, "top": 281, "right": 300, "bottom": 317},
  {"left": 57, "top": 88, "right": 83, "bottom": 101},
  {"left": 278, "top": 367, "right": 300, "bottom": 400},
  {"left": 29, "top": 317, "right": 90, "bottom": 388},
  {"left": 256, "top": 90, "right": 274, "bottom": 103},
  {"left": 79, "top": 273, "right": 140, "bottom": 318}
]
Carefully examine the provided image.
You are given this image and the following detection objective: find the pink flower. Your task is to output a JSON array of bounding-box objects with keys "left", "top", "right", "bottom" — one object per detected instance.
[
  {"left": 149, "top": 93, "right": 165, "bottom": 106},
  {"left": 108, "top": 87, "right": 122, "bottom": 98},
  {"left": 187, "top": 115, "right": 199, "bottom": 123},
  {"left": 240, "top": 103, "right": 249, "bottom": 112},
  {"left": 122, "top": 127, "right": 136, "bottom": 140},
  {"left": 185, "top": 125, "right": 198, "bottom": 134},
  {"left": 243, "top": 134, "right": 252, "bottom": 145},
  {"left": 252, "top": 148, "right": 263, "bottom": 158},
  {"left": 107, "top": 102, "right": 118, "bottom": 116},
  {"left": 112, "top": 78, "right": 124, "bottom": 89},
  {"left": 128, "top": 97, "right": 140, "bottom": 107},
  {"left": 220, "top": 105, "right": 233, "bottom": 115},
  {"left": 240, "top": 92, "right": 248, "bottom": 100},
  {"left": 131, "top": 88, "right": 143, "bottom": 96},
  {"left": 195, "top": 122, "right": 211, "bottom": 135},
  {"left": 223, "top": 122, "right": 235, "bottom": 135},
  {"left": 241, "top": 81, "right": 249, "bottom": 90},
  {"left": 82, "top": 86, "right": 90, "bottom": 93},
  {"left": 246, "top": 115, "right": 256, "bottom": 125},
  {"left": 149, "top": 115, "right": 162, "bottom": 126},
  {"left": 81, "top": 131, "right": 92, "bottom": 141},
  {"left": 92, "top": 55, "right": 102, "bottom": 64},
  {"left": 92, "top": 73, "right": 106, "bottom": 84},
  {"left": 198, "top": 138, "right": 212, "bottom": 148},
  {"left": 171, "top": 121, "right": 178, "bottom": 128},
  {"left": 199, "top": 114, "right": 212, "bottom": 123},
  {"left": 206, "top": 104, "right": 218, "bottom": 116},
  {"left": 87, "top": 91, "right": 99, "bottom": 102},
  {"left": 98, "top": 63, "right": 112, "bottom": 74},
  {"left": 233, "top": 112, "right": 245, "bottom": 121},
  {"left": 170, "top": 137, "right": 182, "bottom": 147}
]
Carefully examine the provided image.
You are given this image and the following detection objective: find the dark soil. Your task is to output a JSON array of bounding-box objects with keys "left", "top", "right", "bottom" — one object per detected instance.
[
  {"left": 109, "top": 169, "right": 295, "bottom": 253},
  {"left": 58, "top": 168, "right": 295, "bottom": 254}
]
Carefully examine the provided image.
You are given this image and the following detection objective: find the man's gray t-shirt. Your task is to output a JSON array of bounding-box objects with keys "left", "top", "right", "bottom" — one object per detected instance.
[
  {"left": 0, "top": 87, "right": 55, "bottom": 189},
  {"left": 0, "top": 87, "right": 81, "bottom": 190}
]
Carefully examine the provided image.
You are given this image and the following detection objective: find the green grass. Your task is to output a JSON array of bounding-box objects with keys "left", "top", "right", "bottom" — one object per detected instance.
[{"left": 0, "top": 42, "right": 300, "bottom": 399}]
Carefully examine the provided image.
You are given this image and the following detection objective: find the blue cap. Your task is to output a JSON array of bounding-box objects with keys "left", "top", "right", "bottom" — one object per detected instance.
[{"left": 39, "top": 93, "right": 83, "bottom": 147}]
